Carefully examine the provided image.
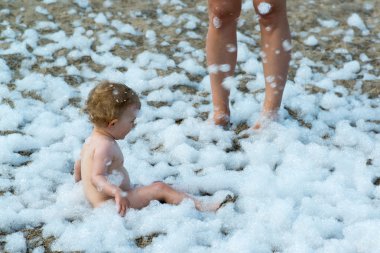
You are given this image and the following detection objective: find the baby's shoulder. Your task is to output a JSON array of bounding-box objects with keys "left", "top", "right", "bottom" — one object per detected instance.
[{"left": 92, "top": 137, "right": 118, "bottom": 156}]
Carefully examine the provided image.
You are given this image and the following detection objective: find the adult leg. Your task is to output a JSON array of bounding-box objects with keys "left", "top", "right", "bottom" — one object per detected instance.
[
  {"left": 252, "top": 0, "right": 291, "bottom": 128},
  {"left": 206, "top": 0, "right": 242, "bottom": 126}
]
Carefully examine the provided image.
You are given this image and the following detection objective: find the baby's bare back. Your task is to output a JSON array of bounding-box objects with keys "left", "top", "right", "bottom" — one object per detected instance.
[{"left": 80, "top": 134, "right": 131, "bottom": 207}]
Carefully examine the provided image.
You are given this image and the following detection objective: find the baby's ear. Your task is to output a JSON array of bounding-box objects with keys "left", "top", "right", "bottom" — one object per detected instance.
[{"left": 108, "top": 119, "right": 118, "bottom": 127}]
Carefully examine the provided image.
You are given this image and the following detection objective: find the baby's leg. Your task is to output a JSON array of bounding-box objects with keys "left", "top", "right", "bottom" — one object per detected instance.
[
  {"left": 127, "top": 182, "right": 189, "bottom": 209},
  {"left": 127, "top": 182, "right": 220, "bottom": 212}
]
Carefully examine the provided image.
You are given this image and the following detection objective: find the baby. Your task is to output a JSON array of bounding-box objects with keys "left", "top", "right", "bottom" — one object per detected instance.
[{"left": 74, "top": 81, "right": 219, "bottom": 216}]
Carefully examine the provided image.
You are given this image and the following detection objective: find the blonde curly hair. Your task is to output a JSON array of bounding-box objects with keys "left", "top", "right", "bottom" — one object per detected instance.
[{"left": 84, "top": 81, "right": 140, "bottom": 127}]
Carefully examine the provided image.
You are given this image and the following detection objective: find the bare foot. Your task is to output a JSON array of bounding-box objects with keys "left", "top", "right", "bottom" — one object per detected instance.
[
  {"left": 213, "top": 111, "right": 230, "bottom": 127},
  {"left": 195, "top": 201, "right": 222, "bottom": 212},
  {"left": 195, "top": 191, "right": 236, "bottom": 212},
  {"left": 252, "top": 111, "right": 278, "bottom": 130}
]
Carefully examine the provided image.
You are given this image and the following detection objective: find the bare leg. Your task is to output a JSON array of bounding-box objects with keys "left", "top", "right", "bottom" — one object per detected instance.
[
  {"left": 126, "top": 182, "right": 186, "bottom": 209},
  {"left": 206, "top": 0, "right": 242, "bottom": 126},
  {"left": 127, "top": 182, "right": 219, "bottom": 211},
  {"left": 252, "top": 0, "right": 291, "bottom": 129}
]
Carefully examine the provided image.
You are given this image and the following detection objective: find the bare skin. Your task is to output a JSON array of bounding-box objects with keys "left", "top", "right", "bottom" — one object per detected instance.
[
  {"left": 75, "top": 105, "right": 218, "bottom": 216},
  {"left": 206, "top": 0, "right": 291, "bottom": 128}
]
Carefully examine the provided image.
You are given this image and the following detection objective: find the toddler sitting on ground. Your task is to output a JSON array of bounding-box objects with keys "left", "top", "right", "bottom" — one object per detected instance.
[{"left": 74, "top": 81, "right": 222, "bottom": 216}]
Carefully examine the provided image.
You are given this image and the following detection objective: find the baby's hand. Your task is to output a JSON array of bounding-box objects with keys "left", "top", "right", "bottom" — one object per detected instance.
[{"left": 115, "top": 190, "right": 129, "bottom": 216}]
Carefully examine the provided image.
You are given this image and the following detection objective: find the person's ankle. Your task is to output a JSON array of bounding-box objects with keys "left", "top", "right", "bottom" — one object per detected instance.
[
  {"left": 253, "top": 110, "right": 278, "bottom": 130},
  {"left": 261, "top": 109, "right": 278, "bottom": 119},
  {"left": 213, "top": 110, "right": 230, "bottom": 126}
]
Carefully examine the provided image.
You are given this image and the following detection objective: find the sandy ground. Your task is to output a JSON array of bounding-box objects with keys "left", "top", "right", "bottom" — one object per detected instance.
[
  {"left": 1, "top": 0, "right": 379, "bottom": 89},
  {"left": 0, "top": 0, "right": 379, "bottom": 251}
]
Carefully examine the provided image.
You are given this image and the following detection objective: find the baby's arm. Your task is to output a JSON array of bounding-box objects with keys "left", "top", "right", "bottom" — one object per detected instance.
[
  {"left": 119, "top": 168, "right": 132, "bottom": 191},
  {"left": 91, "top": 144, "right": 129, "bottom": 216},
  {"left": 74, "top": 160, "right": 81, "bottom": 182}
]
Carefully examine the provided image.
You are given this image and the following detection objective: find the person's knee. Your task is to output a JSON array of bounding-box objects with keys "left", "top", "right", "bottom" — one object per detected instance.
[
  {"left": 151, "top": 182, "right": 171, "bottom": 202},
  {"left": 152, "top": 181, "right": 168, "bottom": 192},
  {"left": 209, "top": 0, "right": 241, "bottom": 24},
  {"left": 253, "top": 0, "right": 286, "bottom": 27}
]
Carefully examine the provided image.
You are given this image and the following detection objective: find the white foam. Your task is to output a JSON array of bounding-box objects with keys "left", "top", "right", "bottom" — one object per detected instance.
[
  {"left": 1, "top": 3, "right": 379, "bottom": 253},
  {"left": 258, "top": 2, "right": 272, "bottom": 15},
  {"left": 179, "top": 58, "right": 205, "bottom": 75},
  {"left": 94, "top": 13, "right": 108, "bottom": 24},
  {"left": 213, "top": 16, "right": 221, "bottom": 29},
  {"left": 303, "top": 35, "right": 319, "bottom": 46},
  {"left": 4, "top": 232, "right": 26, "bottom": 253},
  {"left": 347, "top": 13, "right": 369, "bottom": 35}
]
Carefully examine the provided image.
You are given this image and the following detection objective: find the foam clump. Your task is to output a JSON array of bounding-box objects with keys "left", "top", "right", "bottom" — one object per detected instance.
[{"left": 4, "top": 232, "right": 27, "bottom": 253}]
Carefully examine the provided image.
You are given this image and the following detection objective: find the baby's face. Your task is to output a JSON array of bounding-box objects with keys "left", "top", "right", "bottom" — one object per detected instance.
[{"left": 112, "top": 104, "right": 139, "bottom": 140}]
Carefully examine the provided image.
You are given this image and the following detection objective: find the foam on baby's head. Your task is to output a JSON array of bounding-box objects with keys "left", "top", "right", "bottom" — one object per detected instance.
[{"left": 85, "top": 81, "right": 140, "bottom": 127}]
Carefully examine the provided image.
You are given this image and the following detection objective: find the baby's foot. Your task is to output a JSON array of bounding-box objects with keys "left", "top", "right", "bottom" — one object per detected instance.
[
  {"left": 219, "top": 194, "right": 237, "bottom": 208},
  {"left": 196, "top": 201, "right": 222, "bottom": 212},
  {"left": 196, "top": 190, "right": 236, "bottom": 212}
]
